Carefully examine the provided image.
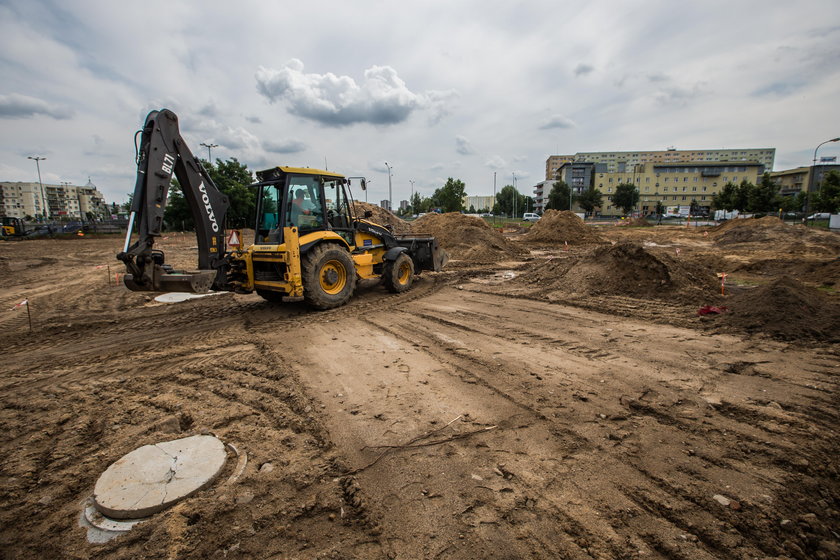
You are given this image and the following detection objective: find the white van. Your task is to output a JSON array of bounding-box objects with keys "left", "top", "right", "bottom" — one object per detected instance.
[{"left": 523, "top": 213, "right": 540, "bottom": 222}]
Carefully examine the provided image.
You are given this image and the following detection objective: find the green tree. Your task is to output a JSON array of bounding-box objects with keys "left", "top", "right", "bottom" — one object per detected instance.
[
  {"left": 735, "top": 180, "right": 752, "bottom": 211},
  {"left": 430, "top": 178, "right": 466, "bottom": 212},
  {"left": 494, "top": 185, "right": 528, "bottom": 217},
  {"left": 654, "top": 200, "right": 665, "bottom": 216},
  {"left": 547, "top": 180, "right": 572, "bottom": 211},
  {"left": 793, "top": 191, "right": 809, "bottom": 212},
  {"left": 577, "top": 185, "right": 604, "bottom": 216},
  {"left": 712, "top": 182, "right": 738, "bottom": 211},
  {"left": 815, "top": 170, "right": 840, "bottom": 213},
  {"left": 164, "top": 181, "right": 193, "bottom": 230},
  {"left": 204, "top": 158, "right": 255, "bottom": 228},
  {"left": 689, "top": 200, "right": 700, "bottom": 216},
  {"left": 610, "top": 183, "right": 639, "bottom": 215},
  {"left": 747, "top": 173, "right": 779, "bottom": 213}
]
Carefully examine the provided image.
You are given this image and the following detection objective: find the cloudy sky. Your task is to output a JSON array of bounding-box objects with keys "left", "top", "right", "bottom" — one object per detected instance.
[{"left": 2, "top": 0, "right": 839, "bottom": 206}]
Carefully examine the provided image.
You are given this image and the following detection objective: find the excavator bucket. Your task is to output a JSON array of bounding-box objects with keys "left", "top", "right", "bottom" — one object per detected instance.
[{"left": 123, "top": 267, "right": 218, "bottom": 293}]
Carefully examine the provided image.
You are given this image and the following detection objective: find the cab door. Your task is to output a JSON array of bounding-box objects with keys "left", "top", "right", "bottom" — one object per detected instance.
[{"left": 322, "top": 178, "right": 354, "bottom": 245}]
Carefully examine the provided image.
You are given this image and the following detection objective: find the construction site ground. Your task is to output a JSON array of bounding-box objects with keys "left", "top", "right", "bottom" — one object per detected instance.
[{"left": 0, "top": 220, "right": 838, "bottom": 560}]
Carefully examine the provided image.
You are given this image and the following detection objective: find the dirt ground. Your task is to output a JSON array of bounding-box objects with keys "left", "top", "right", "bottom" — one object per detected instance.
[{"left": 0, "top": 219, "right": 838, "bottom": 560}]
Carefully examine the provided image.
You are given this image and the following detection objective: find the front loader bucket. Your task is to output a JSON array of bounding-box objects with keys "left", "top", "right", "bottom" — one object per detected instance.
[{"left": 394, "top": 234, "right": 448, "bottom": 272}]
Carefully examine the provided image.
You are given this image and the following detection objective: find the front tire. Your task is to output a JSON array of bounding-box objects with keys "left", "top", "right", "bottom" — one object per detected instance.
[
  {"left": 302, "top": 244, "right": 357, "bottom": 310},
  {"left": 383, "top": 252, "right": 414, "bottom": 293}
]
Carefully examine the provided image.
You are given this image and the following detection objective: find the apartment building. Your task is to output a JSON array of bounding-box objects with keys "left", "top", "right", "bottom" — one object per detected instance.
[
  {"left": 0, "top": 180, "right": 107, "bottom": 219},
  {"left": 463, "top": 195, "right": 496, "bottom": 212},
  {"left": 538, "top": 161, "right": 765, "bottom": 216},
  {"left": 545, "top": 148, "right": 775, "bottom": 180}
]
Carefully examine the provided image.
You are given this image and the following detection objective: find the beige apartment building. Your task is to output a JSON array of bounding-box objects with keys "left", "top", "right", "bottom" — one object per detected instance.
[
  {"left": 546, "top": 148, "right": 775, "bottom": 181},
  {"left": 539, "top": 161, "right": 765, "bottom": 216},
  {"left": 0, "top": 180, "right": 108, "bottom": 219}
]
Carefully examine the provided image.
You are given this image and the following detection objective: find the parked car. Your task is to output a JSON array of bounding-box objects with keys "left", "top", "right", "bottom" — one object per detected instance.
[
  {"left": 523, "top": 212, "right": 540, "bottom": 222},
  {"left": 807, "top": 213, "right": 830, "bottom": 220}
]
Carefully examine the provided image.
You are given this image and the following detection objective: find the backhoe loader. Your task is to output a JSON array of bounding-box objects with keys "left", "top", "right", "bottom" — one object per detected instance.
[{"left": 117, "top": 109, "right": 446, "bottom": 309}]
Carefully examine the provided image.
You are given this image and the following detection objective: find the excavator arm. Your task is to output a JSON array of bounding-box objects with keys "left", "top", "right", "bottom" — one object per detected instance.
[{"left": 117, "top": 109, "right": 231, "bottom": 293}]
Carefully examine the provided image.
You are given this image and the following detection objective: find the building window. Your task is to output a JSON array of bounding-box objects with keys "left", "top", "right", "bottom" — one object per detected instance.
[
  {"left": 692, "top": 186, "right": 697, "bottom": 192},
  {"left": 682, "top": 196, "right": 687, "bottom": 201}
]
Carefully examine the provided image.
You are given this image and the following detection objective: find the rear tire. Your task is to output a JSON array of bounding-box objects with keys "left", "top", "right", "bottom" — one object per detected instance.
[
  {"left": 383, "top": 252, "right": 414, "bottom": 293},
  {"left": 302, "top": 244, "right": 357, "bottom": 309}
]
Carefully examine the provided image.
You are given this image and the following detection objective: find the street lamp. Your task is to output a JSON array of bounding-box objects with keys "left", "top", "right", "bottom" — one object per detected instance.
[
  {"left": 200, "top": 142, "right": 219, "bottom": 162},
  {"left": 27, "top": 156, "right": 48, "bottom": 221},
  {"left": 384, "top": 161, "right": 393, "bottom": 211},
  {"left": 810, "top": 137, "right": 840, "bottom": 213}
]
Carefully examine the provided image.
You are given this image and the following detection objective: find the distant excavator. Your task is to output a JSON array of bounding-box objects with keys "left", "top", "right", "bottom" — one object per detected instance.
[{"left": 117, "top": 109, "right": 446, "bottom": 309}]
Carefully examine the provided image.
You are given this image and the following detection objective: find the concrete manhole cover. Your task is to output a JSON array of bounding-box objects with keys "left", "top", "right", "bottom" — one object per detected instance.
[
  {"left": 154, "top": 291, "right": 224, "bottom": 303},
  {"left": 93, "top": 435, "right": 227, "bottom": 519}
]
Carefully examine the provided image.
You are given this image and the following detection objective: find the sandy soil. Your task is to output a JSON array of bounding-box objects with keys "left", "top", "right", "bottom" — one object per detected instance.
[{"left": 0, "top": 222, "right": 838, "bottom": 560}]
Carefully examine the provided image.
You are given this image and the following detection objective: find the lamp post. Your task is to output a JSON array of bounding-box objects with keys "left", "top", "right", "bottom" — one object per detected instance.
[
  {"left": 27, "top": 156, "right": 48, "bottom": 221},
  {"left": 200, "top": 142, "right": 219, "bottom": 162},
  {"left": 384, "top": 161, "right": 393, "bottom": 212},
  {"left": 810, "top": 137, "right": 840, "bottom": 213}
]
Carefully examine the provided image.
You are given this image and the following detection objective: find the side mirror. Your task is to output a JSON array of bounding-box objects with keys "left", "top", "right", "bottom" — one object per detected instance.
[{"left": 360, "top": 178, "right": 367, "bottom": 191}]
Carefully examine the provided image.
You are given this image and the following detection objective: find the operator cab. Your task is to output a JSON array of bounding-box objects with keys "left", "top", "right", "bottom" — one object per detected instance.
[{"left": 253, "top": 167, "right": 355, "bottom": 245}]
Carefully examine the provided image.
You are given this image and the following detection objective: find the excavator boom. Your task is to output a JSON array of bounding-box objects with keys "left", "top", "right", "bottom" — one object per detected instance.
[{"left": 117, "top": 109, "right": 230, "bottom": 292}]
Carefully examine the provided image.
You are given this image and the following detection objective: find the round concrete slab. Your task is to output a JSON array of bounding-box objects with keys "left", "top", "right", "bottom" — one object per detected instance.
[
  {"left": 154, "top": 291, "right": 223, "bottom": 303},
  {"left": 93, "top": 435, "right": 227, "bottom": 519}
]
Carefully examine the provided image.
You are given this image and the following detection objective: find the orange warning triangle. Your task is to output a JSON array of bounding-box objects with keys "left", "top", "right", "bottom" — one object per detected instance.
[{"left": 227, "top": 230, "right": 240, "bottom": 246}]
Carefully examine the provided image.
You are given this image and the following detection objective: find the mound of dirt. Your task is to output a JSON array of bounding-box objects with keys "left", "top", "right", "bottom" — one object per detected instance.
[
  {"left": 352, "top": 201, "right": 411, "bottom": 234},
  {"left": 515, "top": 242, "right": 718, "bottom": 301},
  {"left": 722, "top": 276, "right": 840, "bottom": 342},
  {"left": 521, "top": 210, "right": 606, "bottom": 244},
  {"left": 410, "top": 212, "right": 528, "bottom": 263},
  {"left": 711, "top": 216, "right": 840, "bottom": 253}
]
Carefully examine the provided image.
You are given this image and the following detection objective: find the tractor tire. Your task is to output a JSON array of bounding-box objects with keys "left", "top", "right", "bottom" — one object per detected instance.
[
  {"left": 301, "top": 244, "right": 357, "bottom": 310},
  {"left": 256, "top": 289, "right": 284, "bottom": 303},
  {"left": 383, "top": 252, "right": 414, "bottom": 293}
]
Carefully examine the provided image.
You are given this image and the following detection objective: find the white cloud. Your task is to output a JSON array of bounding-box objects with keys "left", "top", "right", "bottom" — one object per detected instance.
[
  {"left": 574, "top": 63, "right": 594, "bottom": 76},
  {"left": 0, "top": 94, "right": 74, "bottom": 120},
  {"left": 485, "top": 156, "right": 507, "bottom": 169},
  {"left": 263, "top": 139, "right": 307, "bottom": 154},
  {"left": 455, "top": 136, "right": 476, "bottom": 155},
  {"left": 539, "top": 115, "right": 576, "bottom": 130},
  {"left": 255, "top": 59, "right": 454, "bottom": 127}
]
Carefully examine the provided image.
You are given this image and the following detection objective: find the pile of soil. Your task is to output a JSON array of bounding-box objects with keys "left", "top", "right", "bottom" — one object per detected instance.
[
  {"left": 352, "top": 201, "right": 411, "bottom": 234},
  {"left": 410, "top": 212, "right": 527, "bottom": 263},
  {"left": 722, "top": 276, "right": 840, "bottom": 342},
  {"left": 521, "top": 210, "right": 606, "bottom": 244},
  {"left": 732, "top": 257, "right": 840, "bottom": 289},
  {"left": 515, "top": 242, "right": 718, "bottom": 301},
  {"left": 711, "top": 216, "right": 840, "bottom": 253}
]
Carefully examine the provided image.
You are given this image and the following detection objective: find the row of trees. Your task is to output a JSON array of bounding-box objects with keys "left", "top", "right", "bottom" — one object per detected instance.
[
  {"left": 544, "top": 171, "right": 840, "bottom": 217},
  {"left": 713, "top": 171, "right": 840, "bottom": 214}
]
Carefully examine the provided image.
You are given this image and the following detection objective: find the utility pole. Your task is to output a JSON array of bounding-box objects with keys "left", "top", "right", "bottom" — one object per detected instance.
[
  {"left": 512, "top": 172, "right": 517, "bottom": 220},
  {"left": 27, "top": 156, "right": 48, "bottom": 221},
  {"left": 493, "top": 172, "right": 497, "bottom": 226},
  {"left": 384, "top": 162, "right": 393, "bottom": 211},
  {"left": 409, "top": 180, "right": 415, "bottom": 214},
  {"left": 200, "top": 142, "right": 219, "bottom": 162}
]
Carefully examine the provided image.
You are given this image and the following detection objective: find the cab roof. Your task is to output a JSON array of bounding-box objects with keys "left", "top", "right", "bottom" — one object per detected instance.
[{"left": 256, "top": 166, "right": 345, "bottom": 182}]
